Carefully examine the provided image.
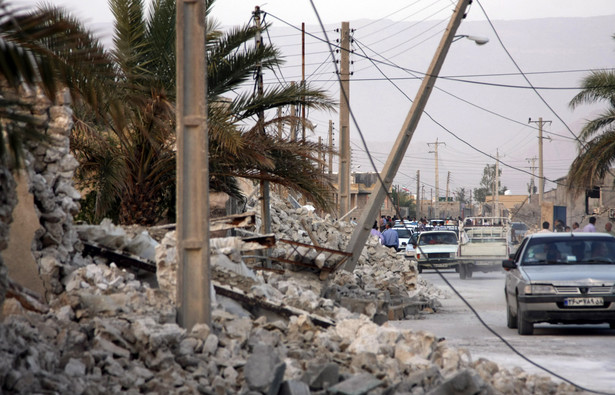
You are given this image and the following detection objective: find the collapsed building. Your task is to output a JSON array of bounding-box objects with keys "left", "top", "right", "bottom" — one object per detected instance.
[{"left": 0, "top": 89, "right": 580, "bottom": 394}]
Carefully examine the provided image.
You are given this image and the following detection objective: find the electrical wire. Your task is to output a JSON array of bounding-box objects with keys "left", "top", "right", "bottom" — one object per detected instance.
[
  {"left": 306, "top": 1, "right": 613, "bottom": 393},
  {"left": 475, "top": 0, "right": 584, "bottom": 148}
]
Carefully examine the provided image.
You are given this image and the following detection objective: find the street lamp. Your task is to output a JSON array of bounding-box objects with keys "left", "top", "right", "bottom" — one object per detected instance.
[{"left": 453, "top": 34, "right": 489, "bottom": 45}]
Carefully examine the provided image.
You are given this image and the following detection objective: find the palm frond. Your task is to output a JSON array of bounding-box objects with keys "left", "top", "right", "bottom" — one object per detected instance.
[{"left": 567, "top": 130, "right": 615, "bottom": 193}]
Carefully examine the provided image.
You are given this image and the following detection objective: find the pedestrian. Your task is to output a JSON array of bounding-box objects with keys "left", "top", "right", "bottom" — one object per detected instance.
[
  {"left": 564, "top": 226, "right": 571, "bottom": 232},
  {"left": 382, "top": 222, "right": 399, "bottom": 250},
  {"left": 583, "top": 216, "right": 597, "bottom": 232},
  {"left": 538, "top": 221, "right": 551, "bottom": 233},
  {"left": 605, "top": 222, "right": 615, "bottom": 236},
  {"left": 554, "top": 219, "right": 565, "bottom": 232},
  {"left": 370, "top": 221, "right": 384, "bottom": 244},
  {"left": 572, "top": 222, "right": 580, "bottom": 232}
]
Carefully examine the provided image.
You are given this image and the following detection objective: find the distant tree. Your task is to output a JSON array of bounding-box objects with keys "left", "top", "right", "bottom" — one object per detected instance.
[
  {"left": 391, "top": 186, "right": 416, "bottom": 217},
  {"left": 473, "top": 164, "right": 507, "bottom": 203},
  {"left": 453, "top": 187, "right": 470, "bottom": 204}
]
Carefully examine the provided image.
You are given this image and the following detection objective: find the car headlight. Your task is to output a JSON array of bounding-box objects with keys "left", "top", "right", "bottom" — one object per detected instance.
[{"left": 524, "top": 284, "right": 556, "bottom": 295}]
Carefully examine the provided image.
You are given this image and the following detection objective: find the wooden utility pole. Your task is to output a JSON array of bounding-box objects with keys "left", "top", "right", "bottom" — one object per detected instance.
[
  {"left": 416, "top": 170, "right": 421, "bottom": 220},
  {"left": 328, "top": 120, "right": 333, "bottom": 175},
  {"left": 290, "top": 82, "right": 297, "bottom": 141},
  {"left": 343, "top": 0, "right": 471, "bottom": 272},
  {"left": 529, "top": 117, "right": 551, "bottom": 205},
  {"left": 428, "top": 139, "right": 445, "bottom": 219},
  {"left": 338, "top": 22, "right": 351, "bottom": 218},
  {"left": 176, "top": 0, "right": 210, "bottom": 328}
]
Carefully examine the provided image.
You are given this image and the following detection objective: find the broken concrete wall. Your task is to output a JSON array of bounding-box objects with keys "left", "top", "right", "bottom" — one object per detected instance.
[{"left": 21, "top": 88, "right": 82, "bottom": 301}]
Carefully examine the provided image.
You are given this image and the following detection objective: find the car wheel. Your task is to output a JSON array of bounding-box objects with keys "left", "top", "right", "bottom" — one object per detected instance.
[
  {"left": 418, "top": 266, "right": 423, "bottom": 274},
  {"left": 517, "top": 298, "right": 533, "bottom": 335},
  {"left": 466, "top": 266, "right": 473, "bottom": 278},
  {"left": 506, "top": 295, "right": 517, "bottom": 329},
  {"left": 459, "top": 264, "right": 467, "bottom": 279}
]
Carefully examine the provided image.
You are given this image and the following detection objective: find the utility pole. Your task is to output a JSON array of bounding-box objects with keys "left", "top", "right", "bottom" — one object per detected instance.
[
  {"left": 328, "top": 120, "right": 333, "bottom": 175},
  {"left": 176, "top": 0, "right": 210, "bottom": 328},
  {"left": 526, "top": 156, "right": 537, "bottom": 202},
  {"left": 416, "top": 170, "right": 420, "bottom": 220},
  {"left": 529, "top": 117, "right": 551, "bottom": 205},
  {"left": 428, "top": 138, "right": 445, "bottom": 219},
  {"left": 301, "top": 22, "right": 306, "bottom": 142},
  {"left": 254, "top": 7, "right": 271, "bottom": 271},
  {"left": 495, "top": 149, "right": 500, "bottom": 217},
  {"left": 446, "top": 171, "right": 451, "bottom": 202},
  {"left": 338, "top": 22, "right": 351, "bottom": 218},
  {"left": 290, "top": 82, "right": 297, "bottom": 141},
  {"left": 343, "top": 0, "right": 471, "bottom": 272}
]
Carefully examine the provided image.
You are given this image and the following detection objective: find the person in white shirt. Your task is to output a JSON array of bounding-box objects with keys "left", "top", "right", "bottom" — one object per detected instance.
[
  {"left": 583, "top": 216, "right": 597, "bottom": 232},
  {"left": 538, "top": 221, "right": 551, "bottom": 233}
]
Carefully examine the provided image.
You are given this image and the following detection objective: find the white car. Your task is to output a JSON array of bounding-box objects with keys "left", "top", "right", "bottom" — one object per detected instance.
[
  {"left": 414, "top": 231, "right": 459, "bottom": 273},
  {"left": 393, "top": 226, "right": 413, "bottom": 252}
]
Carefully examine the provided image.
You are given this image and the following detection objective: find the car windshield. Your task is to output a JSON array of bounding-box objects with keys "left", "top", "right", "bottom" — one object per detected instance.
[
  {"left": 419, "top": 233, "right": 457, "bottom": 246},
  {"left": 512, "top": 223, "right": 528, "bottom": 231},
  {"left": 522, "top": 237, "right": 615, "bottom": 265},
  {"left": 394, "top": 228, "right": 411, "bottom": 238}
]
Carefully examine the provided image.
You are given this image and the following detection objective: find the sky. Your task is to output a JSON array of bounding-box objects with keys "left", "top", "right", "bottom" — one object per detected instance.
[
  {"left": 15, "top": 0, "right": 615, "bottom": 198},
  {"left": 28, "top": 0, "right": 615, "bottom": 26}
]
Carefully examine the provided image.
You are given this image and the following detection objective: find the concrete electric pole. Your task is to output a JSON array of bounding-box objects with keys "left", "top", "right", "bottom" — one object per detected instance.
[
  {"left": 176, "top": 0, "right": 210, "bottom": 328},
  {"left": 529, "top": 117, "right": 552, "bottom": 205},
  {"left": 343, "top": 0, "right": 471, "bottom": 272},
  {"left": 495, "top": 149, "right": 500, "bottom": 217},
  {"left": 328, "top": 120, "right": 333, "bottom": 175},
  {"left": 428, "top": 139, "right": 445, "bottom": 219},
  {"left": 338, "top": 22, "right": 351, "bottom": 218},
  {"left": 526, "top": 156, "right": 537, "bottom": 202},
  {"left": 416, "top": 170, "right": 420, "bottom": 220}
]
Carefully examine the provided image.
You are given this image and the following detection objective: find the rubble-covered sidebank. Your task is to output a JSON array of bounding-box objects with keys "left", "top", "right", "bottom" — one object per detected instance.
[
  {"left": 0, "top": 261, "right": 576, "bottom": 394},
  {"left": 0, "top": 194, "right": 580, "bottom": 394}
]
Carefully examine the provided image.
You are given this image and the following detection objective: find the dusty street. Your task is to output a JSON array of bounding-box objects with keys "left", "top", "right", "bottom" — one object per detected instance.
[{"left": 392, "top": 268, "right": 615, "bottom": 394}]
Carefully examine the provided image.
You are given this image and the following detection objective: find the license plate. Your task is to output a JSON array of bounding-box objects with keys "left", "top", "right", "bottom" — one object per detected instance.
[{"left": 564, "top": 297, "right": 604, "bottom": 306}]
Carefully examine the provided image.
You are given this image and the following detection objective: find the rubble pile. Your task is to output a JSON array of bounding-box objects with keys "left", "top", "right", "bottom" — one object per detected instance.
[
  {"left": 0, "top": 261, "right": 576, "bottom": 394},
  {"left": 255, "top": 194, "right": 446, "bottom": 319}
]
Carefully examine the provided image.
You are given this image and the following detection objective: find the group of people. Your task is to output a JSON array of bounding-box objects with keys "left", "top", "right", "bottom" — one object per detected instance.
[
  {"left": 371, "top": 220, "right": 399, "bottom": 249},
  {"left": 539, "top": 216, "right": 615, "bottom": 235}
]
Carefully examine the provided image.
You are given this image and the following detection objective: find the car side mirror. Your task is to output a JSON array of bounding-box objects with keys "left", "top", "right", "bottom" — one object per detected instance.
[{"left": 502, "top": 259, "right": 516, "bottom": 270}]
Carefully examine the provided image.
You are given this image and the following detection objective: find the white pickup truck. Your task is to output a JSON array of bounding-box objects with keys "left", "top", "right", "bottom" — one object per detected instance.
[{"left": 457, "top": 216, "right": 512, "bottom": 279}]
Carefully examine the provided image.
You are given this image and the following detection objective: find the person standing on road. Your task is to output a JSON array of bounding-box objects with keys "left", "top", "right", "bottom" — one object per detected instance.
[
  {"left": 538, "top": 221, "right": 551, "bottom": 233},
  {"left": 572, "top": 222, "right": 581, "bottom": 232},
  {"left": 583, "top": 216, "right": 597, "bottom": 232},
  {"left": 382, "top": 222, "right": 399, "bottom": 250},
  {"left": 371, "top": 221, "right": 384, "bottom": 244},
  {"left": 604, "top": 222, "right": 615, "bottom": 236}
]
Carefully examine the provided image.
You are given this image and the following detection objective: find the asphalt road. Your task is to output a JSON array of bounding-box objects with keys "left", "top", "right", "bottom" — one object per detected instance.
[{"left": 391, "top": 269, "right": 615, "bottom": 394}]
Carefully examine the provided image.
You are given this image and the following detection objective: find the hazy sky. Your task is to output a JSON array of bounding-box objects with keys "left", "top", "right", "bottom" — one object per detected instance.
[{"left": 22, "top": 0, "right": 615, "bottom": 26}]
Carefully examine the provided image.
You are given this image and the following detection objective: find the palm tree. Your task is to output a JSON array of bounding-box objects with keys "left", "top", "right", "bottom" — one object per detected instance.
[
  {"left": 72, "top": 0, "right": 336, "bottom": 225},
  {"left": 567, "top": 57, "right": 615, "bottom": 192}
]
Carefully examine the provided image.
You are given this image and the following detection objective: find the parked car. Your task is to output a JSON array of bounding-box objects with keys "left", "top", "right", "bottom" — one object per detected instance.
[
  {"left": 511, "top": 222, "right": 529, "bottom": 244},
  {"left": 502, "top": 232, "right": 615, "bottom": 335},
  {"left": 393, "top": 226, "right": 413, "bottom": 251},
  {"left": 414, "top": 230, "right": 459, "bottom": 273},
  {"left": 404, "top": 232, "right": 420, "bottom": 259}
]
